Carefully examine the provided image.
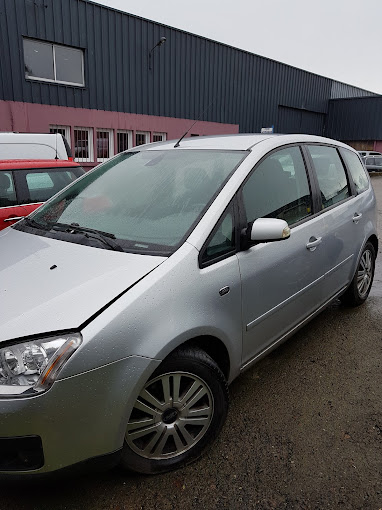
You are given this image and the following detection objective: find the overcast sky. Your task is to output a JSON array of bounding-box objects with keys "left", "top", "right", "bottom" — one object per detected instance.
[{"left": 94, "top": 0, "right": 382, "bottom": 95}]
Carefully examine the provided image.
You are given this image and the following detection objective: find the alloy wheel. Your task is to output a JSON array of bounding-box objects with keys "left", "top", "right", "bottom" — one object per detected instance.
[
  {"left": 126, "top": 372, "right": 214, "bottom": 460},
  {"left": 357, "top": 249, "right": 373, "bottom": 298}
]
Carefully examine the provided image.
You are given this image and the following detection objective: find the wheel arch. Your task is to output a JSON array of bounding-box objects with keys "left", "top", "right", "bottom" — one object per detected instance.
[
  {"left": 162, "top": 335, "right": 231, "bottom": 382},
  {"left": 367, "top": 234, "right": 379, "bottom": 258}
]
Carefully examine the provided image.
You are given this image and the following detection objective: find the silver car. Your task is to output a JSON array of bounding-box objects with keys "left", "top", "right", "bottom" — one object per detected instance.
[{"left": 0, "top": 134, "right": 378, "bottom": 476}]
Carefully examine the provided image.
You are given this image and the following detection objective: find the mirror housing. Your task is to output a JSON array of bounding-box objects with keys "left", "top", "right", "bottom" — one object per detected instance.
[
  {"left": 251, "top": 218, "right": 290, "bottom": 241},
  {"left": 241, "top": 218, "right": 290, "bottom": 249}
]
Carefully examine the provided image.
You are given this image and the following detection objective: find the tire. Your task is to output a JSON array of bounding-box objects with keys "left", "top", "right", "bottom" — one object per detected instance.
[
  {"left": 340, "top": 241, "right": 376, "bottom": 307},
  {"left": 120, "top": 346, "right": 229, "bottom": 474}
]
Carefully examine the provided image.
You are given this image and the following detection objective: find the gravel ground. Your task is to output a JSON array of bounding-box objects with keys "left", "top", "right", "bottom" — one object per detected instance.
[{"left": 2, "top": 177, "right": 382, "bottom": 510}]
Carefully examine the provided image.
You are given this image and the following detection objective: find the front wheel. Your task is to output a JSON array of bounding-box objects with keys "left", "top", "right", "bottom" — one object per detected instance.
[
  {"left": 120, "top": 346, "right": 229, "bottom": 474},
  {"left": 340, "top": 241, "right": 376, "bottom": 307}
]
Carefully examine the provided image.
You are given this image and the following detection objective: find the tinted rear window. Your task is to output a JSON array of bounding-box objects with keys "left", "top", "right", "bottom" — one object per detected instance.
[{"left": 16, "top": 166, "right": 84, "bottom": 204}]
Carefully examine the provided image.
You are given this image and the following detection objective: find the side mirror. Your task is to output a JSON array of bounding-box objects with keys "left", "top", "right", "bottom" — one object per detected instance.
[
  {"left": 251, "top": 217, "right": 290, "bottom": 241},
  {"left": 247, "top": 218, "right": 290, "bottom": 244}
]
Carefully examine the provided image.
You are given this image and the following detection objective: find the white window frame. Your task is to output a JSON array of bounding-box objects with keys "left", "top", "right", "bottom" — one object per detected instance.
[
  {"left": 96, "top": 129, "right": 114, "bottom": 162},
  {"left": 152, "top": 132, "right": 167, "bottom": 143},
  {"left": 23, "top": 38, "right": 85, "bottom": 87},
  {"left": 135, "top": 131, "right": 150, "bottom": 147},
  {"left": 74, "top": 127, "right": 93, "bottom": 163},
  {"left": 116, "top": 130, "right": 133, "bottom": 154},
  {"left": 49, "top": 125, "right": 71, "bottom": 147}
]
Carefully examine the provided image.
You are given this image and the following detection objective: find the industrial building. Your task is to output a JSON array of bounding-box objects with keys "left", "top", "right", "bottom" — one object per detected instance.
[{"left": 1, "top": 0, "right": 381, "bottom": 168}]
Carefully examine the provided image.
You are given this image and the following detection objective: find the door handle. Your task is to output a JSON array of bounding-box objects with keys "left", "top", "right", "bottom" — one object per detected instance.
[
  {"left": 306, "top": 236, "right": 322, "bottom": 251},
  {"left": 352, "top": 213, "right": 362, "bottom": 224},
  {"left": 3, "top": 216, "right": 25, "bottom": 222}
]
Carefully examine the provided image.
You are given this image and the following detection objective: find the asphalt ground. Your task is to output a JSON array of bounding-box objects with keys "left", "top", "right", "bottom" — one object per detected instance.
[{"left": 2, "top": 177, "right": 382, "bottom": 510}]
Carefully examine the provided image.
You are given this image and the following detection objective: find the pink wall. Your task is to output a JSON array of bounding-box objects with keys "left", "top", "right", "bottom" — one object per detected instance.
[{"left": 0, "top": 100, "right": 239, "bottom": 168}]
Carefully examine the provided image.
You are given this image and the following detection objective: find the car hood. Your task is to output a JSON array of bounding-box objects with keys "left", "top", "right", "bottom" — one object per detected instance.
[{"left": 0, "top": 228, "right": 166, "bottom": 343}]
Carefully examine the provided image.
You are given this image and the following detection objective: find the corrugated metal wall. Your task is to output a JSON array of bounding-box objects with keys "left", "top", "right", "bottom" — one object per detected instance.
[
  {"left": 330, "top": 81, "right": 377, "bottom": 100},
  {"left": 327, "top": 97, "right": 382, "bottom": 140},
  {"left": 0, "top": 0, "right": 377, "bottom": 135}
]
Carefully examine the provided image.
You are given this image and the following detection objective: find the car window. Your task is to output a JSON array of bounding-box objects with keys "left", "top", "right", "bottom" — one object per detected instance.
[
  {"left": 28, "top": 150, "right": 246, "bottom": 253},
  {"left": 242, "top": 146, "right": 312, "bottom": 226},
  {"left": 374, "top": 157, "right": 382, "bottom": 166},
  {"left": 365, "top": 158, "right": 374, "bottom": 166},
  {"left": 0, "top": 171, "right": 17, "bottom": 207},
  {"left": 20, "top": 168, "right": 82, "bottom": 204},
  {"left": 307, "top": 145, "right": 350, "bottom": 209},
  {"left": 201, "top": 205, "right": 235, "bottom": 264},
  {"left": 341, "top": 149, "right": 369, "bottom": 194}
]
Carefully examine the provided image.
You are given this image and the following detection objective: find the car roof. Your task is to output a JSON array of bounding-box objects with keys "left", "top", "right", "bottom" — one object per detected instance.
[
  {"left": 135, "top": 133, "right": 353, "bottom": 152},
  {"left": 0, "top": 159, "right": 81, "bottom": 170}
]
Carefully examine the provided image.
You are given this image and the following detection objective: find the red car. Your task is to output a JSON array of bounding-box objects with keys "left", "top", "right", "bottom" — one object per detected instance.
[{"left": 0, "top": 159, "right": 84, "bottom": 230}]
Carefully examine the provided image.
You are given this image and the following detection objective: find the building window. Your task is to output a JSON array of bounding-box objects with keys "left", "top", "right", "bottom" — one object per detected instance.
[
  {"left": 153, "top": 133, "right": 166, "bottom": 143},
  {"left": 23, "top": 38, "right": 84, "bottom": 87},
  {"left": 96, "top": 130, "right": 113, "bottom": 162},
  {"left": 117, "top": 130, "right": 132, "bottom": 153},
  {"left": 135, "top": 132, "right": 150, "bottom": 146},
  {"left": 74, "top": 128, "right": 93, "bottom": 162},
  {"left": 50, "top": 125, "right": 71, "bottom": 147}
]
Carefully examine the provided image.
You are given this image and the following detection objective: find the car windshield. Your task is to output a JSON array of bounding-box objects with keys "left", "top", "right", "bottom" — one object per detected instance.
[{"left": 21, "top": 149, "right": 246, "bottom": 254}]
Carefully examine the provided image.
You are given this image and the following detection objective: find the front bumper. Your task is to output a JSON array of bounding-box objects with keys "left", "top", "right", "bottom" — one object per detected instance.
[{"left": 0, "top": 355, "right": 160, "bottom": 475}]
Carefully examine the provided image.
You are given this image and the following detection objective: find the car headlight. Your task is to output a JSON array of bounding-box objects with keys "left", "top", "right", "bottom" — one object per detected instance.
[{"left": 0, "top": 333, "right": 82, "bottom": 397}]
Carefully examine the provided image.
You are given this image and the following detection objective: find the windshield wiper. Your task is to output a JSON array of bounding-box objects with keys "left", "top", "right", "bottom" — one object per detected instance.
[
  {"left": 24, "top": 217, "right": 50, "bottom": 230},
  {"left": 50, "top": 222, "right": 124, "bottom": 252}
]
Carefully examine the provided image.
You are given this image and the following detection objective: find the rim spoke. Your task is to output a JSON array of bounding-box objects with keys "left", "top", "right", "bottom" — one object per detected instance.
[
  {"left": 365, "top": 251, "right": 371, "bottom": 269},
  {"left": 128, "top": 422, "right": 163, "bottom": 441},
  {"left": 172, "top": 427, "right": 185, "bottom": 452},
  {"left": 172, "top": 374, "right": 181, "bottom": 403},
  {"left": 126, "top": 417, "right": 156, "bottom": 432},
  {"left": 180, "top": 416, "right": 210, "bottom": 427},
  {"left": 177, "top": 421, "right": 196, "bottom": 447},
  {"left": 142, "top": 425, "right": 166, "bottom": 456},
  {"left": 179, "top": 381, "right": 199, "bottom": 405},
  {"left": 186, "top": 405, "right": 212, "bottom": 417},
  {"left": 152, "top": 429, "right": 170, "bottom": 457},
  {"left": 133, "top": 399, "right": 162, "bottom": 418},
  {"left": 182, "top": 387, "right": 208, "bottom": 411},
  {"left": 141, "top": 389, "right": 165, "bottom": 411},
  {"left": 161, "top": 375, "right": 171, "bottom": 405}
]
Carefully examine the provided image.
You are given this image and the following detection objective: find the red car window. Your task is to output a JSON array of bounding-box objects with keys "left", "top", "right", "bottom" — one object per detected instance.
[
  {"left": 0, "top": 171, "right": 17, "bottom": 207},
  {"left": 15, "top": 166, "right": 84, "bottom": 205}
]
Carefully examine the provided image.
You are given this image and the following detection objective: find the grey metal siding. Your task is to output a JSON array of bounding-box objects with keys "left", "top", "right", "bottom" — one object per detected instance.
[
  {"left": 327, "top": 97, "right": 382, "bottom": 140},
  {"left": 330, "top": 81, "right": 377, "bottom": 100},
  {"left": 0, "top": 0, "right": 377, "bottom": 135}
]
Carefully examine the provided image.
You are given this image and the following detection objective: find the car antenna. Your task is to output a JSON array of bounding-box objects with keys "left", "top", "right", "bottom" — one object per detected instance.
[
  {"left": 174, "top": 99, "right": 216, "bottom": 148},
  {"left": 55, "top": 132, "right": 58, "bottom": 160}
]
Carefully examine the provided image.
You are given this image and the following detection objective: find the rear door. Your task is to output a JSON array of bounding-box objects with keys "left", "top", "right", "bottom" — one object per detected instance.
[{"left": 304, "top": 145, "right": 358, "bottom": 298}]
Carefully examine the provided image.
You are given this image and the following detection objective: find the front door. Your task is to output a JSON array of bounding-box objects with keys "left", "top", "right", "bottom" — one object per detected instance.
[{"left": 237, "top": 145, "right": 327, "bottom": 366}]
